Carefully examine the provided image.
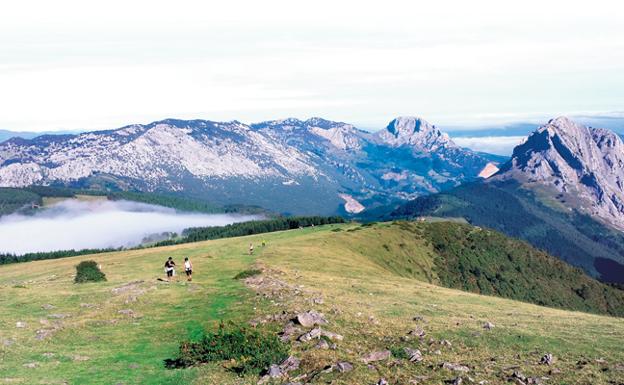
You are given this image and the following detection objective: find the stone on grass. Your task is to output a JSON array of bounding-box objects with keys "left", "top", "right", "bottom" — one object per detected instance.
[
  {"left": 483, "top": 322, "right": 495, "bottom": 330},
  {"left": 404, "top": 348, "right": 423, "bottom": 362},
  {"left": 23, "top": 362, "right": 38, "bottom": 368},
  {"left": 441, "top": 362, "right": 470, "bottom": 372},
  {"left": 279, "top": 356, "right": 300, "bottom": 373},
  {"left": 41, "top": 304, "right": 55, "bottom": 310},
  {"left": 336, "top": 361, "right": 353, "bottom": 373},
  {"left": 362, "top": 350, "right": 391, "bottom": 363},
  {"left": 295, "top": 310, "right": 328, "bottom": 328},
  {"left": 376, "top": 379, "right": 389, "bottom": 385},
  {"left": 16, "top": 321, "right": 26, "bottom": 328},
  {"left": 321, "top": 330, "right": 343, "bottom": 341},
  {"left": 315, "top": 339, "right": 330, "bottom": 349},
  {"left": 298, "top": 327, "right": 322, "bottom": 342}
]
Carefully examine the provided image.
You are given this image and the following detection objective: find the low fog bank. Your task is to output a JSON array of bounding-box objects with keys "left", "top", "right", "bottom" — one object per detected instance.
[{"left": 0, "top": 199, "right": 260, "bottom": 255}]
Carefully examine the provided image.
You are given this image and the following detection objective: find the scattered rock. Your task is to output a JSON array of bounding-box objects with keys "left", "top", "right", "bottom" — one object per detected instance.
[
  {"left": 362, "top": 350, "right": 391, "bottom": 363},
  {"left": 413, "top": 315, "right": 425, "bottom": 322},
  {"left": 35, "top": 329, "right": 56, "bottom": 340},
  {"left": 441, "top": 362, "right": 470, "bottom": 372},
  {"left": 48, "top": 313, "right": 70, "bottom": 319},
  {"left": 3, "top": 339, "right": 15, "bottom": 346},
  {"left": 79, "top": 303, "right": 96, "bottom": 308},
  {"left": 440, "top": 339, "right": 452, "bottom": 348},
  {"left": 267, "top": 364, "right": 282, "bottom": 378},
  {"left": 117, "top": 309, "right": 136, "bottom": 317},
  {"left": 449, "top": 377, "right": 462, "bottom": 385},
  {"left": 41, "top": 304, "right": 55, "bottom": 310},
  {"left": 540, "top": 353, "right": 554, "bottom": 365},
  {"left": 298, "top": 327, "right": 322, "bottom": 342},
  {"left": 336, "top": 361, "right": 354, "bottom": 373},
  {"left": 16, "top": 321, "right": 26, "bottom": 328},
  {"left": 376, "top": 379, "right": 389, "bottom": 385},
  {"left": 483, "top": 322, "right": 495, "bottom": 330},
  {"left": 279, "top": 322, "right": 300, "bottom": 342},
  {"left": 42, "top": 353, "right": 55, "bottom": 358},
  {"left": 320, "top": 330, "right": 343, "bottom": 341},
  {"left": 433, "top": 350, "right": 442, "bottom": 355},
  {"left": 72, "top": 355, "right": 90, "bottom": 361},
  {"left": 409, "top": 376, "right": 429, "bottom": 384},
  {"left": 128, "top": 363, "right": 140, "bottom": 369},
  {"left": 404, "top": 348, "right": 423, "bottom": 362},
  {"left": 408, "top": 326, "right": 426, "bottom": 338},
  {"left": 111, "top": 280, "right": 144, "bottom": 295},
  {"left": 614, "top": 363, "right": 624, "bottom": 371},
  {"left": 295, "top": 310, "right": 328, "bottom": 328},
  {"left": 23, "top": 362, "right": 38, "bottom": 368},
  {"left": 315, "top": 339, "right": 330, "bottom": 349},
  {"left": 279, "top": 356, "right": 300, "bottom": 373}
]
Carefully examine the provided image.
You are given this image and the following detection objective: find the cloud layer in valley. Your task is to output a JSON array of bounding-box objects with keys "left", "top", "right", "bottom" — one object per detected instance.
[
  {"left": 0, "top": 199, "right": 259, "bottom": 255},
  {"left": 453, "top": 136, "right": 526, "bottom": 156}
]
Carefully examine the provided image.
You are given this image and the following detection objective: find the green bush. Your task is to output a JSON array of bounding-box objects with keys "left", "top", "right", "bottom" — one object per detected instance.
[
  {"left": 165, "top": 322, "right": 289, "bottom": 374},
  {"left": 74, "top": 260, "right": 106, "bottom": 283},
  {"left": 233, "top": 269, "right": 262, "bottom": 280}
]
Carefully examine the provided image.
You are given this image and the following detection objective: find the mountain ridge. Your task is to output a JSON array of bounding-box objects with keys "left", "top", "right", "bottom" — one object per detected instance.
[{"left": 0, "top": 116, "right": 496, "bottom": 215}]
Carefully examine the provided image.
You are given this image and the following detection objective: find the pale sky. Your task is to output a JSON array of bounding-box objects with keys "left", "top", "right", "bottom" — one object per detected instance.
[{"left": 1, "top": 0, "right": 624, "bottom": 133}]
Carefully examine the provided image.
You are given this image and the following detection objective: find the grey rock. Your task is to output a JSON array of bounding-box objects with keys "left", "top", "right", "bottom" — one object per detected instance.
[
  {"left": 315, "top": 339, "right": 330, "bottom": 349},
  {"left": 404, "top": 348, "right": 423, "bottom": 362},
  {"left": 362, "top": 350, "right": 391, "bottom": 363},
  {"left": 441, "top": 362, "right": 470, "bottom": 372},
  {"left": 48, "top": 313, "right": 70, "bottom": 319},
  {"left": 483, "top": 322, "right": 495, "bottom": 330},
  {"left": 298, "top": 327, "right": 322, "bottom": 342},
  {"left": 376, "top": 379, "right": 389, "bottom": 385},
  {"left": 16, "top": 321, "right": 26, "bottom": 328},
  {"left": 336, "top": 361, "right": 353, "bottom": 373},
  {"left": 268, "top": 364, "right": 282, "bottom": 378},
  {"left": 295, "top": 310, "right": 328, "bottom": 328},
  {"left": 23, "top": 362, "right": 39, "bottom": 368},
  {"left": 279, "top": 356, "right": 300, "bottom": 373},
  {"left": 41, "top": 304, "right": 55, "bottom": 310},
  {"left": 320, "top": 330, "right": 343, "bottom": 341}
]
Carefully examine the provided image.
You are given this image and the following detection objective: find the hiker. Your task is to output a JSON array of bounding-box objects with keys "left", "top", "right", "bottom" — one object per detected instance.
[
  {"left": 249, "top": 243, "right": 254, "bottom": 255},
  {"left": 164, "top": 257, "right": 176, "bottom": 281},
  {"left": 184, "top": 257, "right": 193, "bottom": 281}
]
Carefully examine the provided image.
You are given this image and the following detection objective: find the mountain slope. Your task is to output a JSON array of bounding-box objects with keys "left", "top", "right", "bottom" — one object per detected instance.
[
  {"left": 1, "top": 222, "right": 623, "bottom": 384},
  {"left": 0, "top": 117, "right": 496, "bottom": 215},
  {"left": 497, "top": 116, "right": 624, "bottom": 230}
]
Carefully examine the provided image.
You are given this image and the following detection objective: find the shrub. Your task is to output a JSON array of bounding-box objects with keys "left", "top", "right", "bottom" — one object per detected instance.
[
  {"left": 74, "top": 260, "right": 106, "bottom": 283},
  {"left": 389, "top": 345, "right": 410, "bottom": 360},
  {"left": 233, "top": 269, "right": 262, "bottom": 280},
  {"left": 165, "top": 322, "right": 289, "bottom": 375}
]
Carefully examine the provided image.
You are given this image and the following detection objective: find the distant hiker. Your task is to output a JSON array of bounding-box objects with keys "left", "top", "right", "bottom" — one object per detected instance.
[
  {"left": 164, "top": 257, "right": 176, "bottom": 280},
  {"left": 249, "top": 243, "right": 254, "bottom": 255},
  {"left": 184, "top": 257, "right": 193, "bottom": 281}
]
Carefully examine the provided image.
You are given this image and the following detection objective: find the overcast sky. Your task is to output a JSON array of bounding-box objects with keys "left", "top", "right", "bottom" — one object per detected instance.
[{"left": 1, "top": 0, "right": 624, "bottom": 133}]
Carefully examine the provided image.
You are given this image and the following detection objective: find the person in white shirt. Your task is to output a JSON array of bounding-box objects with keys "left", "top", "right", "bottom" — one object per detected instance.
[{"left": 184, "top": 257, "right": 193, "bottom": 281}]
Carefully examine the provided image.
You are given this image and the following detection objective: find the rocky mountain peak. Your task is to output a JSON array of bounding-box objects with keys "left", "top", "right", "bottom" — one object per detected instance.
[
  {"left": 498, "top": 116, "right": 624, "bottom": 230},
  {"left": 375, "top": 116, "right": 455, "bottom": 150}
]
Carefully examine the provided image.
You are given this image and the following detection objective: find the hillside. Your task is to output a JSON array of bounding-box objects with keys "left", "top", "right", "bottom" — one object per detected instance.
[
  {"left": 1, "top": 222, "right": 623, "bottom": 384},
  {"left": 389, "top": 180, "right": 624, "bottom": 284},
  {"left": 0, "top": 116, "right": 497, "bottom": 215}
]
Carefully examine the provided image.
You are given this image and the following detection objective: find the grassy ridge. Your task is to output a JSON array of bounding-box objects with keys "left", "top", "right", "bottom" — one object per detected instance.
[{"left": 0, "top": 222, "right": 623, "bottom": 384}]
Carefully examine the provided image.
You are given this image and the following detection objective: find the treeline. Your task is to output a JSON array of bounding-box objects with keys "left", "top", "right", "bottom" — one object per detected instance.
[
  {"left": 0, "top": 248, "right": 120, "bottom": 265},
  {"left": 155, "top": 216, "right": 346, "bottom": 246},
  {"left": 0, "top": 216, "right": 345, "bottom": 265}
]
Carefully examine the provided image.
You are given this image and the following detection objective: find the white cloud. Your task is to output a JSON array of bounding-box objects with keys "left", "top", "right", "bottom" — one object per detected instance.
[
  {"left": 0, "top": 200, "right": 259, "bottom": 255},
  {"left": 1, "top": 1, "right": 624, "bottom": 131},
  {"left": 453, "top": 136, "right": 526, "bottom": 156}
]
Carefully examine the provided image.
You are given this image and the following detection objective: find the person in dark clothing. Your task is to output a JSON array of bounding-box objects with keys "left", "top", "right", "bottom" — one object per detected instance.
[{"left": 164, "top": 257, "right": 176, "bottom": 280}]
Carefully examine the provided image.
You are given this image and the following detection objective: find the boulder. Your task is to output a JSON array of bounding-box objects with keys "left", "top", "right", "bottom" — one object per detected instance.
[
  {"left": 404, "top": 348, "right": 423, "bottom": 362},
  {"left": 298, "top": 327, "right": 322, "bottom": 342},
  {"left": 295, "top": 310, "right": 328, "bottom": 328},
  {"left": 336, "top": 361, "right": 354, "bottom": 373},
  {"left": 279, "top": 356, "right": 300, "bottom": 373},
  {"left": 483, "top": 322, "right": 495, "bottom": 330},
  {"left": 321, "top": 330, "right": 343, "bottom": 341}
]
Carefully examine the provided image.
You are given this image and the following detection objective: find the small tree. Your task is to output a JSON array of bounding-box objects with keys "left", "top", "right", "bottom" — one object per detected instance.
[{"left": 75, "top": 260, "right": 106, "bottom": 283}]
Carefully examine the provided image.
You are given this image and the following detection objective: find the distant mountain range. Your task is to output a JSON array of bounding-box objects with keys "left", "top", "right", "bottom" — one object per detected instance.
[
  {"left": 390, "top": 116, "right": 624, "bottom": 283},
  {"left": 0, "top": 117, "right": 503, "bottom": 215}
]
